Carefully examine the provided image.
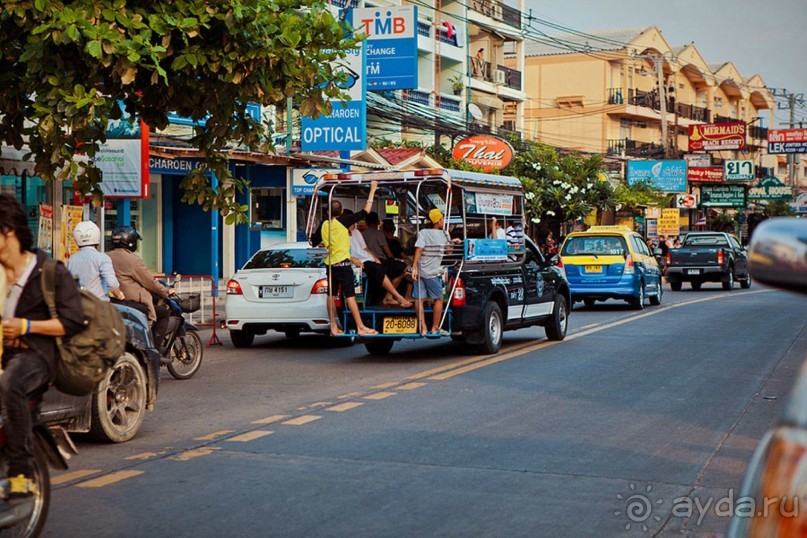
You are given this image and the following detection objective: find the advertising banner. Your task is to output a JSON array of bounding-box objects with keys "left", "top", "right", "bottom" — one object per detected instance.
[
  {"left": 688, "top": 122, "right": 746, "bottom": 151},
  {"left": 687, "top": 166, "right": 724, "bottom": 183},
  {"left": 97, "top": 104, "right": 149, "bottom": 198},
  {"left": 657, "top": 208, "right": 680, "bottom": 237},
  {"left": 291, "top": 168, "right": 341, "bottom": 196},
  {"left": 626, "top": 160, "right": 687, "bottom": 192},
  {"left": 684, "top": 153, "right": 711, "bottom": 167},
  {"left": 747, "top": 176, "right": 793, "bottom": 201},
  {"left": 723, "top": 159, "right": 755, "bottom": 182},
  {"left": 474, "top": 193, "right": 514, "bottom": 215},
  {"left": 301, "top": 10, "right": 366, "bottom": 151},
  {"left": 37, "top": 203, "right": 53, "bottom": 253},
  {"left": 59, "top": 205, "right": 84, "bottom": 261},
  {"left": 701, "top": 184, "right": 746, "bottom": 208},
  {"left": 355, "top": 6, "right": 418, "bottom": 90},
  {"left": 465, "top": 238, "right": 509, "bottom": 262},
  {"left": 451, "top": 135, "right": 514, "bottom": 172},
  {"left": 767, "top": 128, "right": 807, "bottom": 154}
]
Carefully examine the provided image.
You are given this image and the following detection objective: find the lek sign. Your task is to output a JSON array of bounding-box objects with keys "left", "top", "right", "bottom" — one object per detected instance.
[
  {"left": 301, "top": 8, "right": 366, "bottom": 152},
  {"left": 355, "top": 6, "right": 418, "bottom": 90}
]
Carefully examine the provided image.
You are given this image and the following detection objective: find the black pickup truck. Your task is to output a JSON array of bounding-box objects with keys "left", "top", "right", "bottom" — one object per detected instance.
[{"left": 666, "top": 232, "right": 751, "bottom": 291}]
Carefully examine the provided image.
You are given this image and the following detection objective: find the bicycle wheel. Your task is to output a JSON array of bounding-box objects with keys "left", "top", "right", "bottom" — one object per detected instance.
[{"left": 166, "top": 330, "right": 203, "bottom": 379}]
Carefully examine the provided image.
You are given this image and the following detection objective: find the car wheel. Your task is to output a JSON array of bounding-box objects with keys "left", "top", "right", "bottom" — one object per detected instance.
[
  {"left": 88, "top": 352, "right": 147, "bottom": 443},
  {"left": 545, "top": 295, "right": 568, "bottom": 341},
  {"left": 230, "top": 329, "right": 254, "bottom": 348},
  {"left": 722, "top": 268, "right": 734, "bottom": 291},
  {"left": 740, "top": 274, "right": 752, "bottom": 289},
  {"left": 649, "top": 280, "right": 662, "bottom": 306},
  {"left": 167, "top": 331, "right": 204, "bottom": 380},
  {"left": 691, "top": 281, "right": 702, "bottom": 291},
  {"left": 630, "top": 282, "right": 645, "bottom": 310},
  {"left": 669, "top": 279, "right": 682, "bottom": 292},
  {"left": 284, "top": 328, "right": 301, "bottom": 339},
  {"left": 480, "top": 301, "right": 503, "bottom": 354},
  {"left": 364, "top": 339, "right": 395, "bottom": 355},
  {"left": 583, "top": 299, "right": 596, "bottom": 309}
]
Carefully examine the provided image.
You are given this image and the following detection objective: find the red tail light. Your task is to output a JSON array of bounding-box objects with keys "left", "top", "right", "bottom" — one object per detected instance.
[
  {"left": 451, "top": 277, "right": 466, "bottom": 307},
  {"left": 226, "top": 279, "right": 243, "bottom": 295},
  {"left": 717, "top": 250, "right": 724, "bottom": 265},
  {"left": 556, "top": 256, "right": 564, "bottom": 269},
  {"left": 624, "top": 254, "right": 635, "bottom": 274},
  {"left": 311, "top": 278, "right": 329, "bottom": 295},
  {"left": 666, "top": 252, "right": 671, "bottom": 266}
]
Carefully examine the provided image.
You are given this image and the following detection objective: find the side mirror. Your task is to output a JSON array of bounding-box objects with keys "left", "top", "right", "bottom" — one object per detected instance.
[
  {"left": 550, "top": 254, "right": 561, "bottom": 267},
  {"left": 748, "top": 218, "right": 807, "bottom": 294}
]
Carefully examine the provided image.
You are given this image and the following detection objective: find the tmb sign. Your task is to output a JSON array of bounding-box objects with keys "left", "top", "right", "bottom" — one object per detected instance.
[
  {"left": 451, "top": 135, "right": 514, "bottom": 172},
  {"left": 688, "top": 122, "right": 746, "bottom": 151},
  {"left": 767, "top": 129, "right": 807, "bottom": 154}
]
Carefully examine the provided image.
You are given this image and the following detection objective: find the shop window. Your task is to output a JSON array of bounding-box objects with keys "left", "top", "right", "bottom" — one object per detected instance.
[{"left": 251, "top": 187, "right": 284, "bottom": 230}]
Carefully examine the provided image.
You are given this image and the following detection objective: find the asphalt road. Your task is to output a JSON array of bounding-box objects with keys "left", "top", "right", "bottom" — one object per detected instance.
[{"left": 44, "top": 283, "right": 807, "bottom": 537}]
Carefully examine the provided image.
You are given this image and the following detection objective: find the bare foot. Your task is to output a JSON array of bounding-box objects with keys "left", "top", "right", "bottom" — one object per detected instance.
[
  {"left": 330, "top": 327, "right": 344, "bottom": 336},
  {"left": 357, "top": 327, "right": 378, "bottom": 336},
  {"left": 397, "top": 297, "right": 413, "bottom": 308}
]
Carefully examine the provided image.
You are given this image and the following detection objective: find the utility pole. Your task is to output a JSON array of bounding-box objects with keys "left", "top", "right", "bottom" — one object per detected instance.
[
  {"left": 787, "top": 92, "right": 796, "bottom": 187},
  {"left": 655, "top": 54, "right": 669, "bottom": 159}
]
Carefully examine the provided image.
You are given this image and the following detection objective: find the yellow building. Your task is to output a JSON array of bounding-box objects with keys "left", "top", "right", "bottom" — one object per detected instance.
[{"left": 523, "top": 26, "right": 777, "bottom": 176}]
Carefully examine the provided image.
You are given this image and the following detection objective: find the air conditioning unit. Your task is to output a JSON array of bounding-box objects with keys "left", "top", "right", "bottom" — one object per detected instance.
[
  {"left": 492, "top": 3, "right": 503, "bottom": 19},
  {"left": 494, "top": 69, "right": 506, "bottom": 85}
]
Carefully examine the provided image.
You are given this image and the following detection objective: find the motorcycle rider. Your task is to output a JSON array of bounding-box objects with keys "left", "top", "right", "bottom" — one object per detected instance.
[
  {"left": 107, "top": 226, "right": 175, "bottom": 352},
  {"left": 0, "top": 194, "right": 84, "bottom": 515},
  {"left": 67, "top": 221, "right": 125, "bottom": 302}
]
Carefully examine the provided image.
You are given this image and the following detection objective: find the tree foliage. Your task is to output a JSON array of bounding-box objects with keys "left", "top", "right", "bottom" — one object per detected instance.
[{"left": 0, "top": 0, "right": 360, "bottom": 222}]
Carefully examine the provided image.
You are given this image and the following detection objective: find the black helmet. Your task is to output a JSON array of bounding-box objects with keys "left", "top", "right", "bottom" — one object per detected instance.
[{"left": 111, "top": 226, "right": 142, "bottom": 252}]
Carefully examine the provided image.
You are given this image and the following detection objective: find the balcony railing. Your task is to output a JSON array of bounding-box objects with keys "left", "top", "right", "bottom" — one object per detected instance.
[
  {"left": 403, "top": 90, "right": 431, "bottom": 106},
  {"left": 470, "top": 58, "right": 521, "bottom": 91},
  {"left": 609, "top": 88, "right": 712, "bottom": 122},
  {"left": 607, "top": 138, "right": 666, "bottom": 158},
  {"left": 748, "top": 125, "right": 768, "bottom": 141},
  {"left": 438, "top": 95, "right": 461, "bottom": 113},
  {"left": 714, "top": 115, "right": 738, "bottom": 123},
  {"left": 469, "top": 0, "right": 522, "bottom": 29},
  {"left": 674, "top": 102, "right": 710, "bottom": 123},
  {"left": 497, "top": 64, "right": 521, "bottom": 91}
]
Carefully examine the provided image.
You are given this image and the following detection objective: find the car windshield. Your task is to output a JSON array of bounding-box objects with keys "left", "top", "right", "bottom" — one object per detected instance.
[
  {"left": 561, "top": 236, "right": 627, "bottom": 256},
  {"left": 683, "top": 234, "right": 728, "bottom": 247},
  {"left": 243, "top": 248, "right": 326, "bottom": 269}
]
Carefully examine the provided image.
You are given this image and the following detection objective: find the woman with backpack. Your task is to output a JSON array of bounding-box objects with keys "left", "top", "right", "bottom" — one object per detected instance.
[{"left": 0, "top": 194, "right": 85, "bottom": 510}]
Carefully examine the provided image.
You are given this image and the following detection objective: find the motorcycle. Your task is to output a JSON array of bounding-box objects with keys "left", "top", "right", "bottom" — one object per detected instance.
[
  {"left": 157, "top": 275, "right": 204, "bottom": 380},
  {"left": 0, "top": 394, "right": 77, "bottom": 537}
]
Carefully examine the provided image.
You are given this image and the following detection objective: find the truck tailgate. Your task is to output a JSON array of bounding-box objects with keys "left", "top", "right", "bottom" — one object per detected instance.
[{"left": 670, "top": 247, "right": 721, "bottom": 266}]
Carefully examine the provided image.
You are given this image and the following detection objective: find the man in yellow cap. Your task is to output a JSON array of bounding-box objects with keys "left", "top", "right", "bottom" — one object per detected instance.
[{"left": 411, "top": 208, "right": 459, "bottom": 336}]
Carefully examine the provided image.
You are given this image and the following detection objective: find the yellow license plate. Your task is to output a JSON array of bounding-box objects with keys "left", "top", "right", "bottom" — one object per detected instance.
[
  {"left": 383, "top": 317, "right": 417, "bottom": 334},
  {"left": 585, "top": 265, "right": 603, "bottom": 273}
]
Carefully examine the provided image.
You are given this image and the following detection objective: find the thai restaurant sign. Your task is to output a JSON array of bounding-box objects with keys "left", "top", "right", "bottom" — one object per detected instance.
[
  {"left": 452, "top": 135, "right": 514, "bottom": 172},
  {"left": 688, "top": 121, "right": 746, "bottom": 151},
  {"left": 687, "top": 166, "right": 724, "bottom": 183}
]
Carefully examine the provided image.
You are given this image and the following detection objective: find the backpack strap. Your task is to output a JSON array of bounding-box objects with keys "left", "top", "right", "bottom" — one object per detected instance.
[{"left": 40, "top": 258, "right": 59, "bottom": 320}]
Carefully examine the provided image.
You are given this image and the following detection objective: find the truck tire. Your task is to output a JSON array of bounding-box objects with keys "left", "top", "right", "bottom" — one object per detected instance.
[
  {"left": 740, "top": 274, "right": 752, "bottom": 289},
  {"left": 722, "top": 268, "right": 734, "bottom": 291},
  {"left": 480, "top": 301, "right": 503, "bottom": 354},
  {"left": 364, "top": 339, "right": 395, "bottom": 355},
  {"left": 544, "top": 295, "right": 568, "bottom": 341},
  {"left": 669, "top": 278, "right": 682, "bottom": 292},
  {"left": 230, "top": 329, "right": 254, "bottom": 348}
]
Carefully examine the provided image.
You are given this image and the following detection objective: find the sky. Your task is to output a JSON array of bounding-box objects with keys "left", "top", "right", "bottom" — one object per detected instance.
[{"left": 527, "top": 0, "right": 807, "bottom": 127}]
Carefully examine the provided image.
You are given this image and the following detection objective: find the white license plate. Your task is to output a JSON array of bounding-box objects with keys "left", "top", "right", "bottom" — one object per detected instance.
[
  {"left": 259, "top": 285, "right": 293, "bottom": 298},
  {"left": 686, "top": 269, "right": 701, "bottom": 275}
]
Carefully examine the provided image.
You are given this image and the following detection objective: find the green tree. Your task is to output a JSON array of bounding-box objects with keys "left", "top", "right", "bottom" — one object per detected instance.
[
  {"left": 0, "top": 0, "right": 360, "bottom": 222},
  {"left": 761, "top": 200, "right": 796, "bottom": 218}
]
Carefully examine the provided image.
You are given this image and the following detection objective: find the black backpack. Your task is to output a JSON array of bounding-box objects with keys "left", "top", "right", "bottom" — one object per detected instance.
[{"left": 41, "top": 259, "right": 126, "bottom": 396}]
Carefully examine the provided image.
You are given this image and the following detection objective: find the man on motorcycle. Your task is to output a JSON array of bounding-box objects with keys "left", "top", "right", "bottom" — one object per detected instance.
[
  {"left": 0, "top": 194, "right": 85, "bottom": 512},
  {"left": 107, "top": 226, "right": 175, "bottom": 351},
  {"left": 67, "top": 221, "right": 126, "bottom": 302}
]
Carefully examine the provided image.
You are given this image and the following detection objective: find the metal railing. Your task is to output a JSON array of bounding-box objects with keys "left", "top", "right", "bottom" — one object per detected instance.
[
  {"left": 469, "top": 0, "right": 522, "bottom": 29},
  {"left": 606, "top": 138, "right": 665, "bottom": 158}
]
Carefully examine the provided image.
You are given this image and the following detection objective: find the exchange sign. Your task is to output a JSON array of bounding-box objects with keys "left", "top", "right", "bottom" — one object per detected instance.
[
  {"left": 355, "top": 6, "right": 418, "bottom": 90},
  {"left": 723, "top": 159, "right": 755, "bottom": 182}
]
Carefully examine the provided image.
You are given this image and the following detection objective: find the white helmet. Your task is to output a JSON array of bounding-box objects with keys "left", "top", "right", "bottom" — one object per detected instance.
[{"left": 73, "top": 221, "right": 101, "bottom": 247}]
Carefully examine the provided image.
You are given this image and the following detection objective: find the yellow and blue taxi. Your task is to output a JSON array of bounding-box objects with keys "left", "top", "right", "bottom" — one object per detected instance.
[{"left": 559, "top": 225, "right": 662, "bottom": 309}]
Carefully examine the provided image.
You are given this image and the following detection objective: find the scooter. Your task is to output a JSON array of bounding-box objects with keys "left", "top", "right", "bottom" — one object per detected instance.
[
  {"left": 0, "top": 394, "right": 77, "bottom": 537},
  {"left": 157, "top": 275, "right": 204, "bottom": 380}
]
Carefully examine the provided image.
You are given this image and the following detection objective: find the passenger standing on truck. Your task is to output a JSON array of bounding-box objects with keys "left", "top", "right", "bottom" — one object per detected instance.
[
  {"left": 348, "top": 219, "right": 412, "bottom": 308},
  {"left": 411, "top": 209, "right": 460, "bottom": 336},
  {"left": 489, "top": 217, "right": 506, "bottom": 240},
  {"left": 321, "top": 181, "right": 379, "bottom": 337}
]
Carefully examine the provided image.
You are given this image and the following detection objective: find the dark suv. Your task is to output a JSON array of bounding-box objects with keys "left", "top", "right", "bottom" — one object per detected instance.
[{"left": 41, "top": 304, "right": 160, "bottom": 442}]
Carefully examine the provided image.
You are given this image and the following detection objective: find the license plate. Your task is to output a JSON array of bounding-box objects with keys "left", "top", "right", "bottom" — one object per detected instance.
[
  {"left": 259, "top": 285, "right": 293, "bottom": 298},
  {"left": 686, "top": 269, "right": 701, "bottom": 275},
  {"left": 585, "top": 265, "right": 603, "bottom": 273},
  {"left": 383, "top": 317, "right": 417, "bottom": 334}
]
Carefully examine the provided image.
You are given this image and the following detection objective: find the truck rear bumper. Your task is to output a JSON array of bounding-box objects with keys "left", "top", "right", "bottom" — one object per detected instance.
[{"left": 667, "top": 266, "right": 726, "bottom": 282}]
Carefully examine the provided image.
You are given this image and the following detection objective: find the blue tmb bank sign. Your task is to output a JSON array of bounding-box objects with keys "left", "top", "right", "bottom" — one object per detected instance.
[{"left": 356, "top": 6, "right": 418, "bottom": 90}]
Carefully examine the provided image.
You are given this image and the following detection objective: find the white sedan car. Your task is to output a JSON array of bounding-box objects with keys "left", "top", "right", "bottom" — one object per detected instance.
[{"left": 224, "top": 242, "right": 333, "bottom": 347}]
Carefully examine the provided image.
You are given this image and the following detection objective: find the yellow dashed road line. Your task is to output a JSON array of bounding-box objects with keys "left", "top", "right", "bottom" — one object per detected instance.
[
  {"left": 371, "top": 382, "right": 399, "bottom": 389},
  {"left": 228, "top": 430, "right": 274, "bottom": 442},
  {"left": 195, "top": 430, "right": 235, "bottom": 441},
  {"left": 364, "top": 392, "right": 396, "bottom": 400},
  {"left": 172, "top": 447, "right": 222, "bottom": 460},
  {"left": 52, "top": 469, "right": 100, "bottom": 485},
  {"left": 328, "top": 402, "right": 365, "bottom": 412},
  {"left": 252, "top": 415, "right": 289, "bottom": 425},
  {"left": 78, "top": 470, "right": 143, "bottom": 488},
  {"left": 282, "top": 415, "right": 322, "bottom": 426},
  {"left": 397, "top": 382, "right": 427, "bottom": 390}
]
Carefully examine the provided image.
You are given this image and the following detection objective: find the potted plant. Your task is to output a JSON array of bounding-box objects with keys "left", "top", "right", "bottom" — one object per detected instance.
[{"left": 449, "top": 75, "right": 464, "bottom": 95}]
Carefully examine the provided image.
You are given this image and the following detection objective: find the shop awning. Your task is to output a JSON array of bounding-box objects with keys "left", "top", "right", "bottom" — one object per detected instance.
[{"left": 471, "top": 92, "right": 504, "bottom": 110}]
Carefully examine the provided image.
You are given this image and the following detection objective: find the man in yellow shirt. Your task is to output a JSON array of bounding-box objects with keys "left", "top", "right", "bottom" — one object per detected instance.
[{"left": 321, "top": 180, "right": 379, "bottom": 336}]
